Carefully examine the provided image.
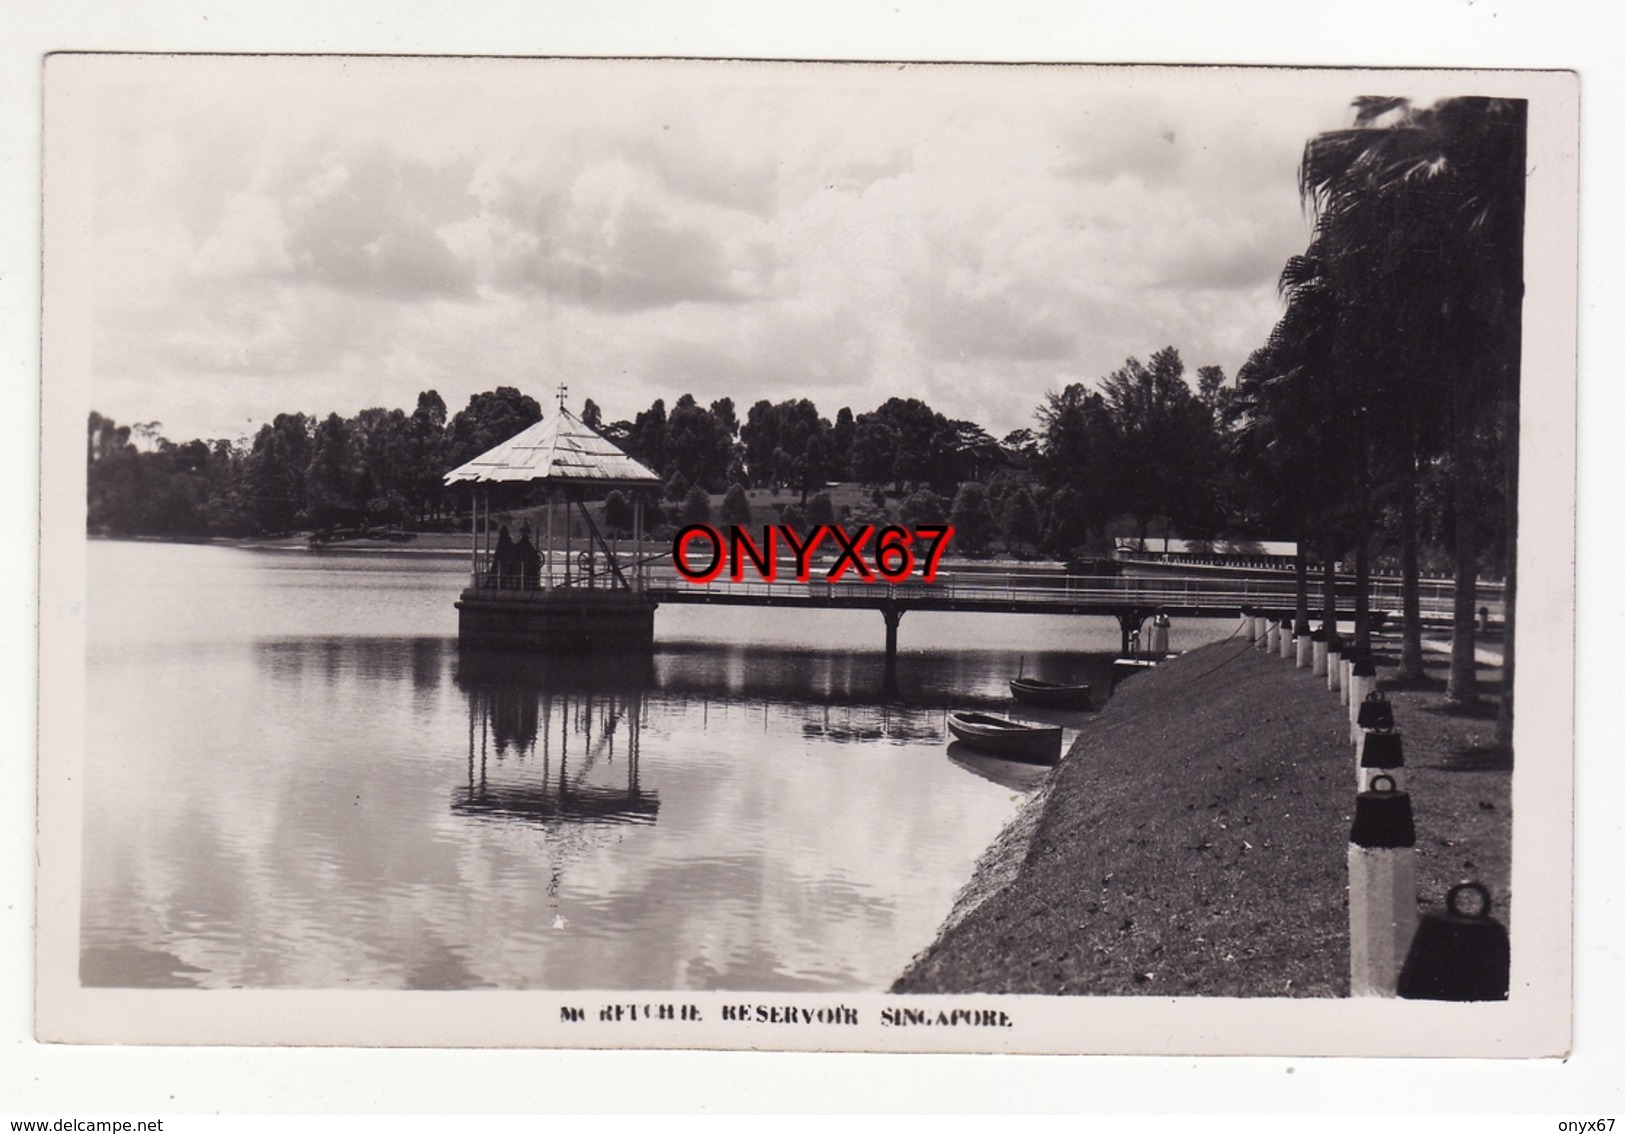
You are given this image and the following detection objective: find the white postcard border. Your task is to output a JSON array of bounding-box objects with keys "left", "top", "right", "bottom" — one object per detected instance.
[{"left": 32, "top": 56, "right": 1578, "bottom": 1061}]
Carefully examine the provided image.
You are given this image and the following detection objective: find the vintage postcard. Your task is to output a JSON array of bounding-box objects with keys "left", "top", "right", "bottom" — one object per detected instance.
[{"left": 35, "top": 55, "right": 1577, "bottom": 1055}]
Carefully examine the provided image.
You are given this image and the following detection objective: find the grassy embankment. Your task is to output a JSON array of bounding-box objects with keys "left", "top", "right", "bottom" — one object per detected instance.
[{"left": 894, "top": 636, "right": 1512, "bottom": 998}]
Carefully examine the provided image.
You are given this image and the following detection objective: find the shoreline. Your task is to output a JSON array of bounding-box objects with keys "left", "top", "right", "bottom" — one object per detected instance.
[
  {"left": 88, "top": 531, "right": 1144, "bottom": 576},
  {"left": 894, "top": 638, "right": 1512, "bottom": 997}
]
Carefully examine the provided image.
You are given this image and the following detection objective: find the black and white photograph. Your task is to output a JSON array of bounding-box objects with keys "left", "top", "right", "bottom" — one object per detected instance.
[{"left": 34, "top": 54, "right": 1577, "bottom": 1058}]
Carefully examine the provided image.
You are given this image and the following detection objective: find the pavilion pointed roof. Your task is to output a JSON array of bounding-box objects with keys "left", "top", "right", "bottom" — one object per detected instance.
[{"left": 443, "top": 403, "right": 661, "bottom": 487}]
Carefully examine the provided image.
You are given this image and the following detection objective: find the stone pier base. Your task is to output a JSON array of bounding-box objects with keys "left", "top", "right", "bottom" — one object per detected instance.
[{"left": 456, "top": 588, "right": 657, "bottom": 652}]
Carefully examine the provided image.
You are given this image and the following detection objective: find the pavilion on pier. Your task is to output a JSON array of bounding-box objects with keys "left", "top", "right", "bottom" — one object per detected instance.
[{"left": 443, "top": 390, "right": 663, "bottom": 651}]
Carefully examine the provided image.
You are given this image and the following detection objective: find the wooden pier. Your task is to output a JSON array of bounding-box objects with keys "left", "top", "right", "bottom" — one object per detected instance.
[{"left": 444, "top": 391, "right": 1497, "bottom": 661}]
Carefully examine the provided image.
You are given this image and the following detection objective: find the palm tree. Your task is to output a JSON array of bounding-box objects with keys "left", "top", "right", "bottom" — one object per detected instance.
[
  {"left": 1231, "top": 246, "right": 1354, "bottom": 638},
  {"left": 1299, "top": 97, "right": 1525, "bottom": 734}
]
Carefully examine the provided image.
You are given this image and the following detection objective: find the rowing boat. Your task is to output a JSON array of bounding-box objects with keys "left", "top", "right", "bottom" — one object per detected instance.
[
  {"left": 1009, "top": 676, "right": 1093, "bottom": 710},
  {"left": 945, "top": 710, "right": 1063, "bottom": 765}
]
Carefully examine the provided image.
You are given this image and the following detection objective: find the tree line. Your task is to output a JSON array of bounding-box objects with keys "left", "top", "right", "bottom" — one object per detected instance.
[
  {"left": 88, "top": 387, "right": 531, "bottom": 539},
  {"left": 85, "top": 359, "right": 1239, "bottom": 560},
  {"left": 87, "top": 330, "right": 1439, "bottom": 570}
]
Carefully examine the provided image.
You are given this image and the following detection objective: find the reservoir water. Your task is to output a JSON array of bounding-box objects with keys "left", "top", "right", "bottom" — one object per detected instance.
[{"left": 81, "top": 539, "right": 1234, "bottom": 991}]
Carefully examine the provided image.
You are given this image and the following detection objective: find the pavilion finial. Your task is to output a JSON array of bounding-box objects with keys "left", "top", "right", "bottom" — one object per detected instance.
[{"left": 557, "top": 383, "right": 569, "bottom": 410}]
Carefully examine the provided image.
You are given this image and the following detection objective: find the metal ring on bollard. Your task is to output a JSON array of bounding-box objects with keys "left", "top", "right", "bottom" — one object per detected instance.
[
  {"left": 577, "top": 551, "right": 593, "bottom": 571},
  {"left": 1445, "top": 881, "right": 1493, "bottom": 920},
  {"left": 1369, "top": 773, "right": 1398, "bottom": 793},
  {"left": 1358, "top": 690, "right": 1396, "bottom": 733}
]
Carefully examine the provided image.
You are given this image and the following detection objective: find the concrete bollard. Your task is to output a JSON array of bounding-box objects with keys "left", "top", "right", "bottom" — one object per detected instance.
[
  {"left": 1326, "top": 640, "right": 1343, "bottom": 693},
  {"left": 1296, "top": 628, "right": 1312, "bottom": 668},
  {"left": 1398, "top": 882, "right": 1510, "bottom": 1002},
  {"left": 1356, "top": 689, "right": 1395, "bottom": 732},
  {"left": 1347, "top": 658, "right": 1377, "bottom": 742},
  {"left": 1245, "top": 612, "right": 1259, "bottom": 642},
  {"left": 1357, "top": 730, "right": 1405, "bottom": 792},
  {"left": 1339, "top": 655, "right": 1354, "bottom": 705},
  {"left": 1348, "top": 776, "right": 1419, "bottom": 997},
  {"left": 1257, "top": 618, "right": 1273, "bottom": 651},
  {"left": 1280, "top": 624, "right": 1295, "bottom": 660},
  {"left": 1265, "top": 620, "right": 1279, "bottom": 653},
  {"left": 1312, "top": 628, "right": 1329, "bottom": 676}
]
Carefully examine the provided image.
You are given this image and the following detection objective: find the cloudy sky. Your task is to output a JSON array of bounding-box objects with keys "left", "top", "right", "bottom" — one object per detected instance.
[{"left": 63, "top": 57, "right": 1395, "bottom": 444}]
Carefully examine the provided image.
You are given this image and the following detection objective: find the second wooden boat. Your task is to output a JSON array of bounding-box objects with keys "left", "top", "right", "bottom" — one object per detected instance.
[
  {"left": 945, "top": 711, "right": 1064, "bottom": 765},
  {"left": 1009, "top": 676, "right": 1093, "bottom": 710}
]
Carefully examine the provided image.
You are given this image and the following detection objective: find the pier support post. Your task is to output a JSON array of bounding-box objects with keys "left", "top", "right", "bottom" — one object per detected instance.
[
  {"left": 1116, "top": 610, "right": 1148, "bottom": 656},
  {"left": 881, "top": 603, "right": 905, "bottom": 697}
]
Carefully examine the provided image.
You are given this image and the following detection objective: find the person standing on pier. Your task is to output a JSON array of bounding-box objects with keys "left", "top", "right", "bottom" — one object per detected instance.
[
  {"left": 516, "top": 522, "right": 541, "bottom": 591},
  {"left": 493, "top": 524, "right": 516, "bottom": 589}
]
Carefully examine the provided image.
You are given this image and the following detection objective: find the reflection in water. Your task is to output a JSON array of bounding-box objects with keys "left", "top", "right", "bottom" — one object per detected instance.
[
  {"left": 86, "top": 635, "right": 1085, "bottom": 991},
  {"left": 80, "top": 944, "right": 208, "bottom": 989},
  {"left": 456, "top": 653, "right": 659, "bottom": 826},
  {"left": 945, "top": 742, "right": 1055, "bottom": 793}
]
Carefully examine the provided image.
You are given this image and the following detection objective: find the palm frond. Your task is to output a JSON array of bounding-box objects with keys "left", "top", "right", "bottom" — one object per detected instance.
[{"left": 1351, "top": 96, "right": 1412, "bottom": 128}]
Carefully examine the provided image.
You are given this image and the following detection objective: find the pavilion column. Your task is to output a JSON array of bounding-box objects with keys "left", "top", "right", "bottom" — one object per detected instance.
[
  {"left": 480, "top": 488, "right": 490, "bottom": 577},
  {"left": 546, "top": 488, "right": 555, "bottom": 590},
  {"left": 633, "top": 496, "right": 644, "bottom": 591}
]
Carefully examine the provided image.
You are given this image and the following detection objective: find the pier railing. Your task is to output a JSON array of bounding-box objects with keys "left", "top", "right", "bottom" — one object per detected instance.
[
  {"left": 643, "top": 566, "right": 1502, "bottom": 621},
  {"left": 460, "top": 545, "right": 1504, "bottom": 623}
]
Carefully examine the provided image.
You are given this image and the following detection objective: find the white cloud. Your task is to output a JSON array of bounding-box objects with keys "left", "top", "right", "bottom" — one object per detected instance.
[
  {"left": 280, "top": 145, "right": 476, "bottom": 300},
  {"left": 478, "top": 157, "right": 775, "bottom": 311},
  {"left": 78, "top": 58, "right": 1374, "bottom": 442},
  {"left": 1055, "top": 97, "right": 1187, "bottom": 186}
]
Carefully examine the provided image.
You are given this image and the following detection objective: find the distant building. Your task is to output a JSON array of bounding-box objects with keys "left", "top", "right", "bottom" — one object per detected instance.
[{"left": 1113, "top": 538, "right": 1298, "bottom": 569}]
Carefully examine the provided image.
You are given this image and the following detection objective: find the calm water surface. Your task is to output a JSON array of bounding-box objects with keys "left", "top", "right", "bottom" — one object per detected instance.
[{"left": 82, "top": 540, "right": 1232, "bottom": 991}]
